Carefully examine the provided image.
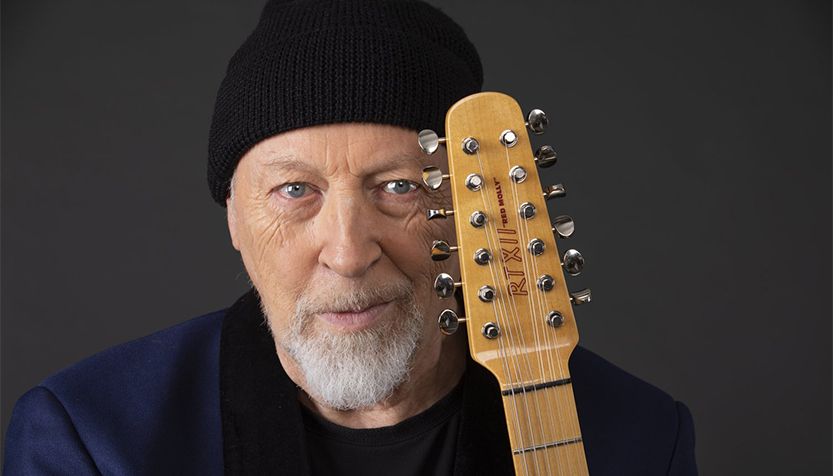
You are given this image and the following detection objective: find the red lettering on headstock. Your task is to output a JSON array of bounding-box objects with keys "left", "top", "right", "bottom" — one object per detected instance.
[
  {"left": 497, "top": 228, "right": 527, "bottom": 296},
  {"left": 494, "top": 179, "right": 508, "bottom": 226},
  {"left": 509, "top": 278, "right": 528, "bottom": 296},
  {"left": 501, "top": 247, "right": 521, "bottom": 262}
]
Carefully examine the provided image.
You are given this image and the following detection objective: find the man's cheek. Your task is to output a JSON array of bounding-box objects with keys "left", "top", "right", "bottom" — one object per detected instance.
[
  {"left": 391, "top": 216, "right": 456, "bottom": 289},
  {"left": 239, "top": 213, "right": 294, "bottom": 286}
]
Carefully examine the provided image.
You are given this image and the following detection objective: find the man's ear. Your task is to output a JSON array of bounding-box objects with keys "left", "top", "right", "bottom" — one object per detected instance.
[{"left": 226, "top": 196, "right": 241, "bottom": 251}]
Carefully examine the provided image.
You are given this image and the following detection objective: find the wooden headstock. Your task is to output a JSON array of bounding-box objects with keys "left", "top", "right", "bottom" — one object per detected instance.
[
  {"left": 424, "top": 92, "right": 592, "bottom": 474},
  {"left": 434, "top": 92, "right": 587, "bottom": 391}
]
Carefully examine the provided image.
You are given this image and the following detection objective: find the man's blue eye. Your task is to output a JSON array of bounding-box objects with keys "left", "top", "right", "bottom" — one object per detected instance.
[
  {"left": 384, "top": 180, "right": 417, "bottom": 195},
  {"left": 279, "top": 183, "right": 310, "bottom": 199}
]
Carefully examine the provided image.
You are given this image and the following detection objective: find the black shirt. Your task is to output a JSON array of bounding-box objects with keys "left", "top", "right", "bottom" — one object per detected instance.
[{"left": 302, "top": 381, "right": 463, "bottom": 476}]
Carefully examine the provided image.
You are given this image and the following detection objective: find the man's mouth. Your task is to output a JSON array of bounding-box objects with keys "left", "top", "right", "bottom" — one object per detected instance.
[{"left": 316, "top": 301, "right": 392, "bottom": 330}]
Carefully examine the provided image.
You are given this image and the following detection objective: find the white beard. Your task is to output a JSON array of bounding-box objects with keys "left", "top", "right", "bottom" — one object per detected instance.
[{"left": 267, "top": 281, "right": 423, "bottom": 411}]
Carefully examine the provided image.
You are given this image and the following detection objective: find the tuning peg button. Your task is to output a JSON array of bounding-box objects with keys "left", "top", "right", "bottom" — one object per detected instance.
[
  {"left": 470, "top": 211, "right": 487, "bottom": 228},
  {"left": 482, "top": 322, "right": 501, "bottom": 339},
  {"left": 552, "top": 215, "right": 575, "bottom": 239},
  {"left": 418, "top": 129, "right": 447, "bottom": 155},
  {"left": 434, "top": 273, "right": 461, "bottom": 299},
  {"left": 462, "top": 137, "right": 480, "bottom": 155},
  {"left": 546, "top": 310, "right": 564, "bottom": 328},
  {"left": 570, "top": 288, "right": 592, "bottom": 306},
  {"left": 422, "top": 166, "right": 449, "bottom": 191},
  {"left": 438, "top": 309, "right": 466, "bottom": 335},
  {"left": 431, "top": 240, "right": 458, "bottom": 261},
  {"left": 509, "top": 166, "right": 528, "bottom": 183},
  {"left": 500, "top": 130, "right": 518, "bottom": 147},
  {"left": 519, "top": 202, "right": 536, "bottom": 220},
  {"left": 526, "top": 109, "right": 549, "bottom": 135},
  {"left": 427, "top": 208, "right": 454, "bottom": 221},
  {"left": 537, "top": 274, "right": 555, "bottom": 292},
  {"left": 534, "top": 145, "right": 557, "bottom": 168},
  {"left": 465, "top": 174, "right": 484, "bottom": 191},
  {"left": 562, "top": 249, "right": 585, "bottom": 276},
  {"left": 543, "top": 183, "right": 566, "bottom": 201},
  {"left": 473, "top": 248, "right": 492, "bottom": 265},
  {"left": 528, "top": 238, "right": 546, "bottom": 256}
]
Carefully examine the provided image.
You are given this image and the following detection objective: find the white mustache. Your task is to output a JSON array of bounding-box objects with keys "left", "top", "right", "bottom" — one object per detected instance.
[{"left": 294, "top": 281, "right": 414, "bottom": 316}]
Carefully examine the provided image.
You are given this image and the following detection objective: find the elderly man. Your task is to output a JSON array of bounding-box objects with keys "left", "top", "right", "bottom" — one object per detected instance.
[{"left": 5, "top": 1, "right": 697, "bottom": 475}]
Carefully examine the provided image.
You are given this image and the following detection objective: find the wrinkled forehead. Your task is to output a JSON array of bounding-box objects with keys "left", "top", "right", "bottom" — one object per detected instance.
[{"left": 236, "top": 123, "right": 446, "bottom": 182}]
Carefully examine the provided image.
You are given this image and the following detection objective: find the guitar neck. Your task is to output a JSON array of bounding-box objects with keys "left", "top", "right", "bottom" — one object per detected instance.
[
  {"left": 432, "top": 91, "right": 591, "bottom": 475},
  {"left": 502, "top": 371, "right": 588, "bottom": 475}
]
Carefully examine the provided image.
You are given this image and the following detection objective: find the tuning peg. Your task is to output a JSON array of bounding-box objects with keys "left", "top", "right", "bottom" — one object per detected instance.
[
  {"left": 431, "top": 240, "right": 458, "bottom": 261},
  {"left": 438, "top": 309, "right": 466, "bottom": 335},
  {"left": 434, "top": 273, "right": 461, "bottom": 299},
  {"left": 526, "top": 109, "right": 548, "bottom": 135},
  {"left": 562, "top": 249, "right": 585, "bottom": 276},
  {"left": 552, "top": 215, "right": 575, "bottom": 239},
  {"left": 422, "top": 166, "right": 450, "bottom": 191},
  {"left": 461, "top": 137, "right": 480, "bottom": 155},
  {"left": 418, "top": 129, "right": 447, "bottom": 155},
  {"left": 534, "top": 145, "right": 557, "bottom": 168},
  {"left": 569, "top": 288, "right": 592, "bottom": 306},
  {"left": 427, "top": 208, "right": 454, "bottom": 221},
  {"left": 543, "top": 183, "right": 566, "bottom": 201}
]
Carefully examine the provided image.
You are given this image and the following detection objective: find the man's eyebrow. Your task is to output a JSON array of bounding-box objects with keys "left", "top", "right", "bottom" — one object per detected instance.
[
  {"left": 259, "top": 152, "right": 428, "bottom": 176},
  {"left": 363, "top": 154, "right": 427, "bottom": 175},
  {"left": 258, "top": 153, "right": 318, "bottom": 174}
]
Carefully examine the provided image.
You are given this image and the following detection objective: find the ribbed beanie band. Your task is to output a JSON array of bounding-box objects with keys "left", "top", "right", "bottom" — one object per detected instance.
[{"left": 207, "top": 0, "right": 483, "bottom": 205}]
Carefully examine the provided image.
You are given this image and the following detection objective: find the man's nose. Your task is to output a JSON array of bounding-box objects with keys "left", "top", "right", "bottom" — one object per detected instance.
[{"left": 316, "top": 193, "right": 383, "bottom": 278}]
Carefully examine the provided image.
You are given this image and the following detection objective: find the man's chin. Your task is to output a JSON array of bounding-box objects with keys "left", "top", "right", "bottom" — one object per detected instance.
[{"left": 279, "top": 302, "right": 423, "bottom": 410}]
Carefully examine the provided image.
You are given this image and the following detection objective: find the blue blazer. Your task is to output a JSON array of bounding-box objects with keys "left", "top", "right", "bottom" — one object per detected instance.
[{"left": 4, "top": 291, "right": 698, "bottom": 475}]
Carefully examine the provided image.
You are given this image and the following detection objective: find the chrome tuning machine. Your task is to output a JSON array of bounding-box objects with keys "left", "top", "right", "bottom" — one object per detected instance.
[
  {"left": 534, "top": 145, "right": 557, "bottom": 168},
  {"left": 422, "top": 166, "right": 449, "bottom": 191},
  {"left": 434, "top": 273, "right": 462, "bottom": 299},
  {"left": 526, "top": 109, "right": 548, "bottom": 135},
  {"left": 562, "top": 249, "right": 585, "bottom": 276},
  {"left": 431, "top": 240, "right": 458, "bottom": 261},
  {"left": 552, "top": 215, "right": 575, "bottom": 239},
  {"left": 438, "top": 309, "right": 465, "bottom": 335},
  {"left": 418, "top": 129, "right": 447, "bottom": 155},
  {"left": 543, "top": 183, "right": 566, "bottom": 201},
  {"left": 427, "top": 208, "right": 454, "bottom": 221},
  {"left": 569, "top": 288, "right": 592, "bottom": 306}
]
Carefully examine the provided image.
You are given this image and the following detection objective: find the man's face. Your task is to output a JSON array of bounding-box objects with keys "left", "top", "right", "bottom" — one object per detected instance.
[{"left": 227, "top": 123, "right": 459, "bottom": 410}]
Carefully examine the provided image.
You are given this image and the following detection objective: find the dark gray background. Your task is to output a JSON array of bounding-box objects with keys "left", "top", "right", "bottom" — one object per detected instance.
[{"left": 3, "top": 0, "right": 830, "bottom": 473}]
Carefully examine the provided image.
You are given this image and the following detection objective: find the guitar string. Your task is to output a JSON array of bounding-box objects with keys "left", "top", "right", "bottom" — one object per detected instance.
[
  {"left": 482, "top": 146, "right": 547, "bottom": 474},
  {"left": 510, "top": 168, "right": 575, "bottom": 476},
  {"left": 472, "top": 148, "right": 538, "bottom": 476},
  {"left": 473, "top": 149, "right": 537, "bottom": 476},
  {"left": 461, "top": 151, "right": 529, "bottom": 474},
  {"left": 518, "top": 155, "right": 584, "bottom": 474},
  {"left": 480, "top": 144, "right": 549, "bottom": 474},
  {"left": 474, "top": 190, "right": 529, "bottom": 476},
  {"left": 509, "top": 144, "right": 578, "bottom": 476},
  {"left": 525, "top": 172, "right": 585, "bottom": 475},
  {"left": 506, "top": 156, "right": 561, "bottom": 476},
  {"left": 504, "top": 144, "right": 561, "bottom": 476}
]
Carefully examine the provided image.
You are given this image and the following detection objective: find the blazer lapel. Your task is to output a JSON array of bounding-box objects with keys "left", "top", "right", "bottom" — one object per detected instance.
[{"left": 220, "top": 290, "right": 312, "bottom": 476}]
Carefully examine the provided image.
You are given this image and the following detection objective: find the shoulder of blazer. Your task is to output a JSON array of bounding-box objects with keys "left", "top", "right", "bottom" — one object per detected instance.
[
  {"left": 570, "top": 346, "right": 698, "bottom": 476},
  {"left": 35, "top": 309, "right": 227, "bottom": 475}
]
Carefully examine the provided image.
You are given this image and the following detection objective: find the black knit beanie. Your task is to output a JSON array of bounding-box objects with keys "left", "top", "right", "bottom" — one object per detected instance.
[{"left": 207, "top": 0, "right": 484, "bottom": 205}]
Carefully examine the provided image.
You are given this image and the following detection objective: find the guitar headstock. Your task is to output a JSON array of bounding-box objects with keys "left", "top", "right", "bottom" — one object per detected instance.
[{"left": 421, "top": 92, "right": 590, "bottom": 388}]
